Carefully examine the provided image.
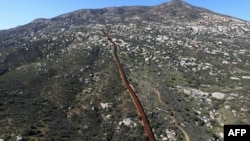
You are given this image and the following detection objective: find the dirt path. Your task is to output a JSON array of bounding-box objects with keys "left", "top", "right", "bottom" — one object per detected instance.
[
  {"left": 152, "top": 85, "right": 190, "bottom": 141},
  {"left": 102, "top": 30, "right": 155, "bottom": 141}
]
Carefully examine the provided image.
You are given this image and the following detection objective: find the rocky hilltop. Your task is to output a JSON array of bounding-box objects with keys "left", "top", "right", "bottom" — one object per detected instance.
[{"left": 0, "top": 0, "right": 249, "bottom": 140}]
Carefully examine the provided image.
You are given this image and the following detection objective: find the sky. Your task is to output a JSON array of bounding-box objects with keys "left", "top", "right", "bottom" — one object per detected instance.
[{"left": 0, "top": 0, "right": 249, "bottom": 30}]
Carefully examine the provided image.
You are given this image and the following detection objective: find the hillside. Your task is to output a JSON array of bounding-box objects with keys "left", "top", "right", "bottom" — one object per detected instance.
[{"left": 0, "top": 0, "right": 250, "bottom": 140}]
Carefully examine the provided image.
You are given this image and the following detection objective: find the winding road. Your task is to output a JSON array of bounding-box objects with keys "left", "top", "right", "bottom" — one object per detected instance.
[{"left": 102, "top": 30, "right": 155, "bottom": 141}]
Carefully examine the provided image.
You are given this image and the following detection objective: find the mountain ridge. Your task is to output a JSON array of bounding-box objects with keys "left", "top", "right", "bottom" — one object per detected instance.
[
  {"left": 1, "top": 0, "right": 249, "bottom": 32},
  {"left": 0, "top": 1, "right": 249, "bottom": 140}
]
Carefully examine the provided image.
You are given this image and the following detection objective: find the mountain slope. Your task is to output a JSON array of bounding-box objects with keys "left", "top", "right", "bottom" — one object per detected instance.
[{"left": 0, "top": 0, "right": 250, "bottom": 140}]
